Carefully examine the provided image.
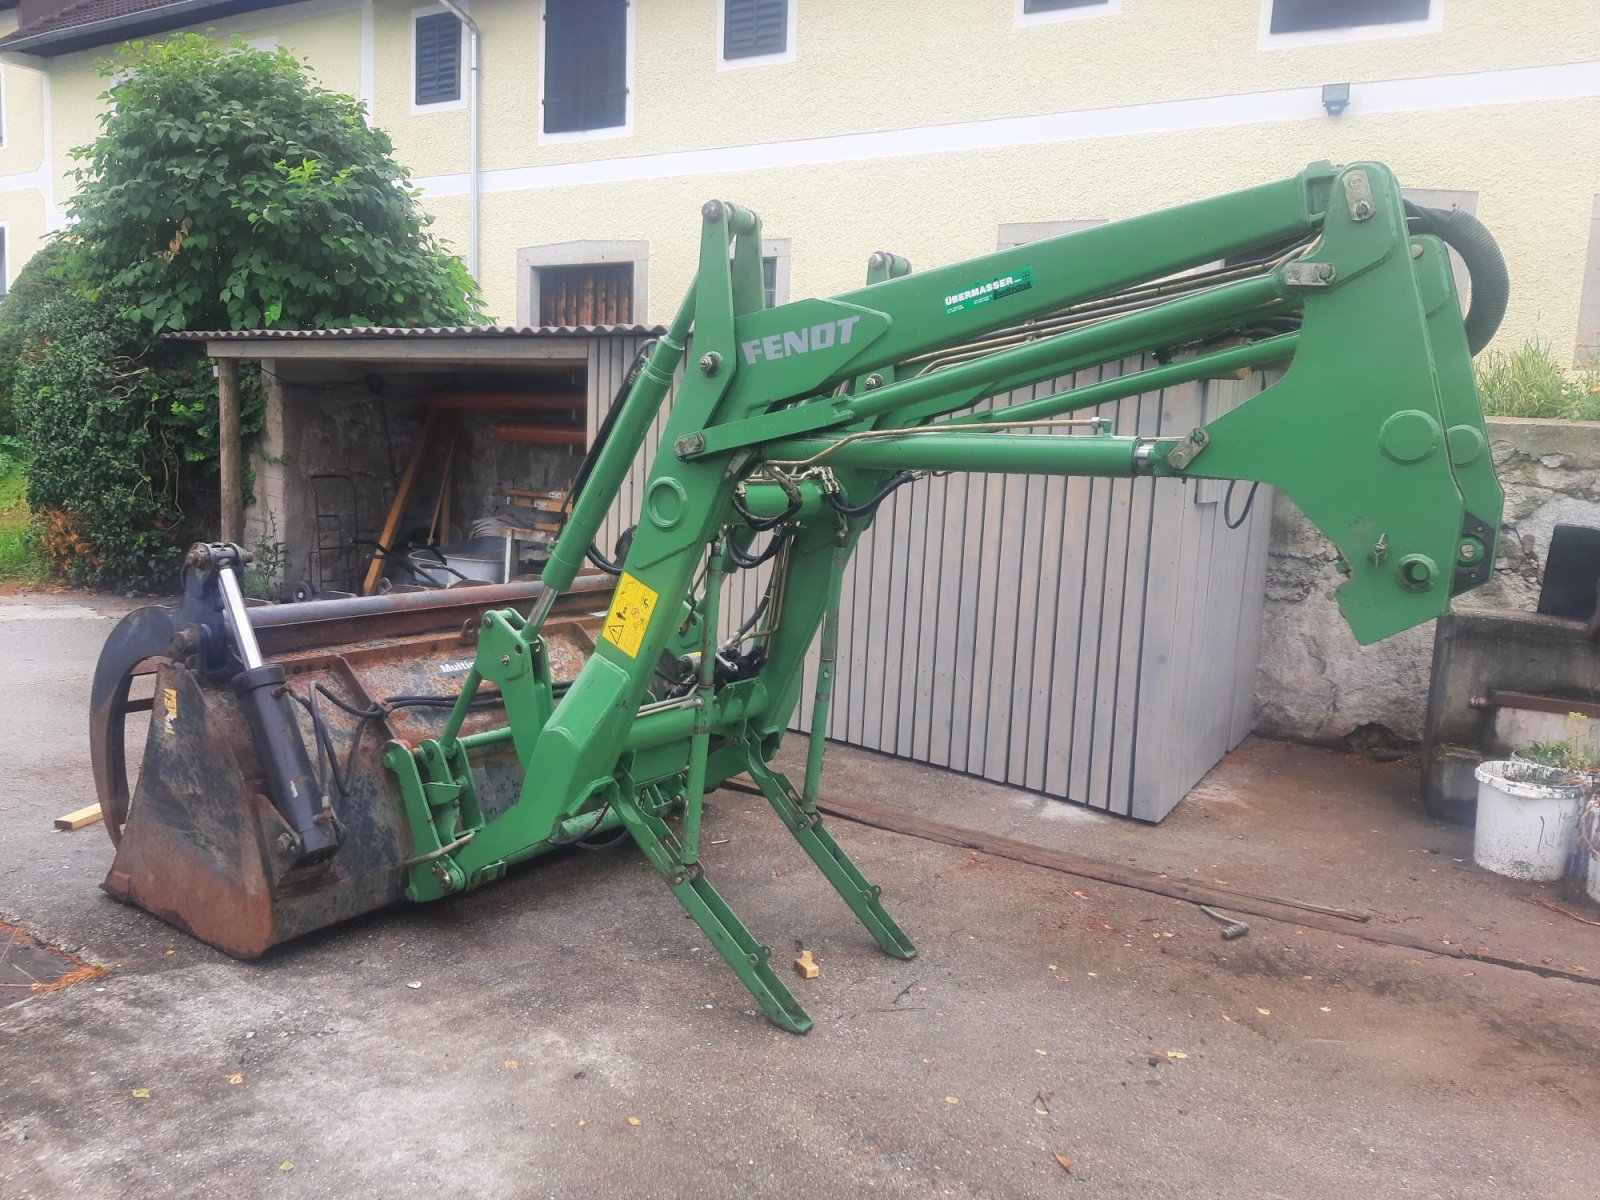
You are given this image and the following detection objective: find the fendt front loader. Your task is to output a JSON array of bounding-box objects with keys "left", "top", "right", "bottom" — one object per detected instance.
[{"left": 92, "top": 162, "right": 1507, "bottom": 1031}]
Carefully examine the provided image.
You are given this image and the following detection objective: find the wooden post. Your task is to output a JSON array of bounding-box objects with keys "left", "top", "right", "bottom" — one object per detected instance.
[{"left": 217, "top": 358, "right": 244, "bottom": 544}]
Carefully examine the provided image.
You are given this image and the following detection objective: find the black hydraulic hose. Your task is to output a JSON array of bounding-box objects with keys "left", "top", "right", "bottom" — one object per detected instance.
[
  {"left": 825, "top": 472, "right": 919, "bottom": 519},
  {"left": 732, "top": 487, "right": 800, "bottom": 532},
  {"left": 1404, "top": 203, "right": 1509, "bottom": 355},
  {"left": 728, "top": 527, "right": 793, "bottom": 570},
  {"left": 585, "top": 544, "right": 624, "bottom": 576}
]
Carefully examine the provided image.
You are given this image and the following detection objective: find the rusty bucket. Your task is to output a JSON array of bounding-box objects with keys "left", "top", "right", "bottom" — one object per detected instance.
[{"left": 91, "top": 570, "right": 611, "bottom": 957}]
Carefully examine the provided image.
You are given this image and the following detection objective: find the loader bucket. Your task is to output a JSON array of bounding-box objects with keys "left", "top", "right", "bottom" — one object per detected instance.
[{"left": 91, "top": 574, "right": 614, "bottom": 957}]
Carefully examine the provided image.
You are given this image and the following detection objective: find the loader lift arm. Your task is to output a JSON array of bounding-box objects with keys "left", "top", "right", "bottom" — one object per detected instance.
[{"left": 95, "top": 162, "right": 1507, "bottom": 1032}]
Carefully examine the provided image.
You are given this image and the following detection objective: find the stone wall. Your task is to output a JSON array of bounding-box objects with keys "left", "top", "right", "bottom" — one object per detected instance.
[{"left": 1255, "top": 417, "right": 1600, "bottom": 743}]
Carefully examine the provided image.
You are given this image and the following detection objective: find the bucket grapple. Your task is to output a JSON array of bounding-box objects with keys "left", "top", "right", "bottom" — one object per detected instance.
[{"left": 92, "top": 162, "right": 1507, "bottom": 1030}]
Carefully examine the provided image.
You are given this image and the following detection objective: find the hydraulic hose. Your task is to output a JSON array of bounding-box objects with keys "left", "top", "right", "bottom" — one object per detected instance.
[{"left": 1405, "top": 203, "right": 1509, "bottom": 355}]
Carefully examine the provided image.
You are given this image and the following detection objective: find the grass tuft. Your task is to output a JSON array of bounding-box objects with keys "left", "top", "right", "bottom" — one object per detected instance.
[{"left": 1475, "top": 340, "right": 1600, "bottom": 421}]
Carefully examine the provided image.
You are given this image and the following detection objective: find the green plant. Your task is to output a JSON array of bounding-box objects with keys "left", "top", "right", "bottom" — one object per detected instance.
[
  {"left": 1521, "top": 740, "right": 1593, "bottom": 770},
  {"left": 1475, "top": 340, "right": 1600, "bottom": 421},
  {"left": 63, "top": 35, "right": 484, "bottom": 333},
  {"left": 243, "top": 513, "right": 290, "bottom": 600},
  {"left": 13, "top": 289, "right": 262, "bottom": 589},
  {"left": 0, "top": 240, "right": 75, "bottom": 435},
  {"left": 0, "top": 458, "right": 48, "bottom": 586}
]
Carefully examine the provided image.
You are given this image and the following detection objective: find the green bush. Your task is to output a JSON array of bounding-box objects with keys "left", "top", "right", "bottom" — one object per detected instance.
[
  {"left": 13, "top": 289, "right": 261, "bottom": 589},
  {"left": 1475, "top": 340, "right": 1600, "bottom": 421},
  {"left": 0, "top": 240, "right": 75, "bottom": 435},
  {"left": 64, "top": 35, "right": 483, "bottom": 332}
]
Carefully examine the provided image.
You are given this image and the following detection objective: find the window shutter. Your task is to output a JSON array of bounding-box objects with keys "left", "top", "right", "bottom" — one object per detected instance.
[
  {"left": 1022, "top": 0, "right": 1108, "bottom": 12},
  {"left": 724, "top": 0, "right": 787, "bottom": 60},
  {"left": 1269, "top": 0, "right": 1430, "bottom": 34},
  {"left": 414, "top": 12, "right": 461, "bottom": 105},
  {"left": 544, "top": 0, "right": 629, "bottom": 134}
]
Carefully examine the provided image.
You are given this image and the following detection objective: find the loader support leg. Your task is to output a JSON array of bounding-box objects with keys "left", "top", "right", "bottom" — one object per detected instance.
[
  {"left": 612, "top": 791, "right": 813, "bottom": 1034},
  {"left": 745, "top": 752, "right": 917, "bottom": 961}
]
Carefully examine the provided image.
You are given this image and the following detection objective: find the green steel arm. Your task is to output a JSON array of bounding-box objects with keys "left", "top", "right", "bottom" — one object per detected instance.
[{"left": 386, "top": 162, "right": 1505, "bottom": 1032}]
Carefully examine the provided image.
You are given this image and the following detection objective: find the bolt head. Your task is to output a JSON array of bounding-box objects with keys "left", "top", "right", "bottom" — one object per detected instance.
[
  {"left": 1352, "top": 200, "right": 1374, "bottom": 220},
  {"left": 500, "top": 654, "right": 511, "bottom": 666},
  {"left": 698, "top": 352, "right": 721, "bottom": 375}
]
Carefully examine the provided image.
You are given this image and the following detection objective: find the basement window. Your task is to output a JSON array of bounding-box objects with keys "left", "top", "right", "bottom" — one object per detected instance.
[
  {"left": 413, "top": 9, "right": 463, "bottom": 108},
  {"left": 518, "top": 241, "right": 649, "bottom": 326},
  {"left": 542, "top": 0, "right": 631, "bottom": 138},
  {"left": 762, "top": 238, "right": 791, "bottom": 308},
  {"left": 997, "top": 219, "right": 1106, "bottom": 249},
  {"left": 1262, "top": 0, "right": 1439, "bottom": 45},
  {"left": 720, "top": 0, "right": 795, "bottom": 68}
]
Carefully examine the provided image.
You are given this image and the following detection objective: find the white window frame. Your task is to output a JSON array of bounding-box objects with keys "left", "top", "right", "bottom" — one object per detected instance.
[
  {"left": 1258, "top": 0, "right": 1442, "bottom": 50},
  {"left": 761, "top": 237, "right": 791, "bottom": 306},
  {"left": 0, "top": 223, "right": 9, "bottom": 298},
  {"left": 1014, "top": 0, "right": 1120, "bottom": 30},
  {"left": 411, "top": 4, "right": 467, "bottom": 115},
  {"left": 717, "top": 0, "right": 798, "bottom": 71},
  {"left": 516, "top": 240, "right": 650, "bottom": 326},
  {"left": 1576, "top": 195, "right": 1600, "bottom": 366},
  {"left": 538, "top": 0, "right": 635, "bottom": 146},
  {"left": 997, "top": 219, "right": 1105, "bottom": 249}
]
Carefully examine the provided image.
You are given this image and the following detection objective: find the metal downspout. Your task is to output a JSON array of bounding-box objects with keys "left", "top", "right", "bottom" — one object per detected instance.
[{"left": 438, "top": 0, "right": 480, "bottom": 280}]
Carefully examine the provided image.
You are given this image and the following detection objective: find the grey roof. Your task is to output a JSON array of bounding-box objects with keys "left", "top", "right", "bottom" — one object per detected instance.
[
  {"left": 165, "top": 323, "right": 666, "bottom": 342},
  {"left": 0, "top": 0, "right": 296, "bottom": 56}
]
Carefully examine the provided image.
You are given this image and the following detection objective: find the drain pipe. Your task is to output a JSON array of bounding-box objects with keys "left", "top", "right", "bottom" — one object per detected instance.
[{"left": 438, "top": 0, "right": 480, "bottom": 281}]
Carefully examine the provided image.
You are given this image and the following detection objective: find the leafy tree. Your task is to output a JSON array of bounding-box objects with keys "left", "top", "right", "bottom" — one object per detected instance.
[{"left": 63, "top": 34, "right": 483, "bottom": 333}]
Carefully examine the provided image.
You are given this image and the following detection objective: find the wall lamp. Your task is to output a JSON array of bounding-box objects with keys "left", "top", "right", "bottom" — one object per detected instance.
[{"left": 1322, "top": 83, "right": 1351, "bottom": 117}]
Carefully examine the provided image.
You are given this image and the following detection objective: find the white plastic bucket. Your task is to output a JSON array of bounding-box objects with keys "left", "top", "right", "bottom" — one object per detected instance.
[{"left": 1472, "top": 760, "right": 1588, "bottom": 881}]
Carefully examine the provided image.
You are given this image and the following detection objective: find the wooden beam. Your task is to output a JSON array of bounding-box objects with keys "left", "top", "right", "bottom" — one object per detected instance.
[
  {"left": 54, "top": 804, "right": 104, "bottom": 832},
  {"left": 363, "top": 407, "right": 442, "bottom": 596},
  {"left": 427, "top": 391, "right": 584, "bottom": 412},
  {"left": 217, "top": 358, "right": 244, "bottom": 543}
]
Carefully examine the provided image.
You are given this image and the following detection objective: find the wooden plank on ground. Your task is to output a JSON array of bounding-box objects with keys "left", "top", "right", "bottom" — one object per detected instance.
[{"left": 54, "top": 805, "right": 103, "bottom": 832}]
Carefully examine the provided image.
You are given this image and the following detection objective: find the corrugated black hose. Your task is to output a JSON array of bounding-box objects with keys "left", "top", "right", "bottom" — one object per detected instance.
[{"left": 1404, "top": 202, "right": 1509, "bottom": 355}]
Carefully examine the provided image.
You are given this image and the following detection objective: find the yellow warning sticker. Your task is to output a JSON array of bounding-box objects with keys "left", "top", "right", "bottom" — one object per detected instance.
[{"left": 601, "top": 572, "right": 658, "bottom": 659}]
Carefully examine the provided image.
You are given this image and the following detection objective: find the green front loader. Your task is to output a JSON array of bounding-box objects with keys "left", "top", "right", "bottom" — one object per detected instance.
[{"left": 93, "top": 161, "right": 1506, "bottom": 1032}]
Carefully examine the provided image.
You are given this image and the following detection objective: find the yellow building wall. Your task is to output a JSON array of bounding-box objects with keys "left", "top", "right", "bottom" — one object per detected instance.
[{"left": 0, "top": 0, "right": 1595, "bottom": 353}]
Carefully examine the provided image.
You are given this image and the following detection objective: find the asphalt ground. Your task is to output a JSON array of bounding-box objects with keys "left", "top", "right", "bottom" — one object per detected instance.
[{"left": 2, "top": 592, "right": 1597, "bottom": 1199}]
